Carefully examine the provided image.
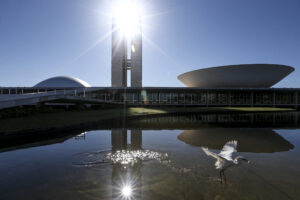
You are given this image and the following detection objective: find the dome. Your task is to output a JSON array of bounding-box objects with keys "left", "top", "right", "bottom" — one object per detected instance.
[
  {"left": 177, "top": 129, "right": 294, "bottom": 153},
  {"left": 34, "top": 76, "right": 91, "bottom": 88},
  {"left": 178, "top": 64, "right": 294, "bottom": 88}
]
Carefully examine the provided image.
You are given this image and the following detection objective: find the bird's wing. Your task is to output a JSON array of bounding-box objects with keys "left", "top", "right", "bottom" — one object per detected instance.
[
  {"left": 202, "top": 147, "right": 225, "bottom": 161},
  {"left": 218, "top": 140, "right": 237, "bottom": 161}
]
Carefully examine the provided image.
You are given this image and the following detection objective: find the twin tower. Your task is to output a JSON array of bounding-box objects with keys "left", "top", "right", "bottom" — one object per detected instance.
[{"left": 111, "top": 16, "right": 142, "bottom": 87}]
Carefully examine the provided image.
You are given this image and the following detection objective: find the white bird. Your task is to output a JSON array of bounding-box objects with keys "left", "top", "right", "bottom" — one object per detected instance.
[{"left": 201, "top": 140, "right": 250, "bottom": 182}]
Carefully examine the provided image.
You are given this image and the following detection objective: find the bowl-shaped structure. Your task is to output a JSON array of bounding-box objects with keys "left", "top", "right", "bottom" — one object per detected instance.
[
  {"left": 34, "top": 76, "right": 91, "bottom": 88},
  {"left": 177, "top": 129, "right": 294, "bottom": 153},
  {"left": 178, "top": 64, "right": 294, "bottom": 88}
]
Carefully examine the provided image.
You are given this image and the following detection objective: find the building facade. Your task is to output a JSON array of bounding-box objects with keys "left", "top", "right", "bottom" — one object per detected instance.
[
  {"left": 178, "top": 64, "right": 294, "bottom": 88},
  {"left": 111, "top": 16, "right": 142, "bottom": 87},
  {"left": 1, "top": 87, "right": 299, "bottom": 109}
]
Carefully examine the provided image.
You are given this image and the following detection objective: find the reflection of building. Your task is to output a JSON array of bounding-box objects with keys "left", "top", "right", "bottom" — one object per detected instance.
[
  {"left": 111, "top": 129, "right": 128, "bottom": 151},
  {"left": 111, "top": 129, "right": 142, "bottom": 151},
  {"left": 177, "top": 129, "right": 294, "bottom": 153},
  {"left": 131, "top": 129, "right": 142, "bottom": 149},
  {"left": 111, "top": 129, "right": 143, "bottom": 199},
  {"left": 123, "top": 112, "right": 300, "bottom": 129}
]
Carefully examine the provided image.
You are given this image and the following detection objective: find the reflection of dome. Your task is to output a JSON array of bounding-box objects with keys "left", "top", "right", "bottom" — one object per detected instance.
[
  {"left": 34, "top": 76, "right": 91, "bottom": 88},
  {"left": 178, "top": 64, "right": 294, "bottom": 88},
  {"left": 177, "top": 129, "right": 294, "bottom": 153}
]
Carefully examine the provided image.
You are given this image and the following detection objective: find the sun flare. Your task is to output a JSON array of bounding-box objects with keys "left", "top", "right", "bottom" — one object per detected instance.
[
  {"left": 122, "top": 185, "right": 132, "bottom": 197},
  {"left": 113, "top": 0, "right": 142, "bottom": 39}
]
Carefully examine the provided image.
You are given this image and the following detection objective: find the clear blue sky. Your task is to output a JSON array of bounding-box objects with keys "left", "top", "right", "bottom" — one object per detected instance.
[{"left": 0, "top": 0, "right": 299, "bottom": 87}]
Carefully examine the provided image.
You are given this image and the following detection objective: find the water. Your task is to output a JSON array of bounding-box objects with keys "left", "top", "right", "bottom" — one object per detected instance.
[{"left": 1, "top": 113, "right": 300, "bottom": 200}]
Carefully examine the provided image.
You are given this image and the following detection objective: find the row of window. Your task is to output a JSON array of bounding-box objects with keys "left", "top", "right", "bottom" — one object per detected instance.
[
  {"left": 86, "top": 91, "right": 299, "bottom": 105},
  {"left": 0, "top": 88, "right": 298, "bottom": 105},
  {"left": 134, "top": 113, "right": 300, "bottom": 124}
]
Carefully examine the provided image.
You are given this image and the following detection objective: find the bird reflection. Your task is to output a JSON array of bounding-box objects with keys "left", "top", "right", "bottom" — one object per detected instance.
[{"left": 202, "top": 140, "right": 250, "bottom": 183}]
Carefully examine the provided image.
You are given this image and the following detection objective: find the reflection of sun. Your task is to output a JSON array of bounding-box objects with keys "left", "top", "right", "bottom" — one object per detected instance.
[
  {"left": 113, "top": 0, "right": 142, "bottom": 39},
  {"left": 122, "top": 185, "right": 132, "bottom": 197}
]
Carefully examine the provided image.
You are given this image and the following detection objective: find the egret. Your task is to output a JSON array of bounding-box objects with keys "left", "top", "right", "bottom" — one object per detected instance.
[{"left": 201, "top": 140, "right": 250, "bottom": 182}]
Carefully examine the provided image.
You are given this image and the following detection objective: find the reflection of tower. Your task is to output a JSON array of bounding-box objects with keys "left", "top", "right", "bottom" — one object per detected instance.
[
  {"left": 111, "top": 16, "right": 142, "bottom": 87},
  {"left": 111, "top": 129, "right": 128, "bottom": 151},
  {"left": 131, "top": 129, "right": 142, "bottom": 149},
  {"left": 111, "top": 129, "right": 142, "bottom": 151},
  {"left": 111, "top": 129, "right": 143, "bottom": 199}
]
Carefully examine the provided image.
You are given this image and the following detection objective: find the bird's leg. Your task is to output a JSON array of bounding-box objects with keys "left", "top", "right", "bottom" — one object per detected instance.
[
  {"left": 223, "top": 171, "right": 227, "bottom": 183},
  {"left": 219, "top": 170, "right": 224, "bottom": 183},
  {"left": 219, "top": 170, "right": 222, "bottom": 180}
]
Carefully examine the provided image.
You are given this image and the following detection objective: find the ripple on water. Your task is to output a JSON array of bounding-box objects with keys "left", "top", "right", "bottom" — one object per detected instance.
[
  {"left": 107, "top": 150, "right": 169, "bottom": 165},
  {"left": 72, "top": 149, "right": 169, "bottom": 167}
]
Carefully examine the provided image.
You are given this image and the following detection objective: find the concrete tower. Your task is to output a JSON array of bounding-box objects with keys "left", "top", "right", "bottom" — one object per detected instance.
[
  {"left": 131, "top": 18, "right": 142, "bottom": 87},
  {"left": 111, "top": 16, "right": 142, "bottom": 87},
  {"left": 111, "top": 20, "right": 128, "bottom": 87}
]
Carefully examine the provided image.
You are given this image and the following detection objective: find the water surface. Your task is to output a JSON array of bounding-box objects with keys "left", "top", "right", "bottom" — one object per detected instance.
[{"left": 0, "top": 113, "right": 300, "bottom": 200}]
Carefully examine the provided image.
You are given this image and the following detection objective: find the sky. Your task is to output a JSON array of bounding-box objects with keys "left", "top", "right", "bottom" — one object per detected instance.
[{"left": 0, "top": 0, "right": 299, "bottom": 87}]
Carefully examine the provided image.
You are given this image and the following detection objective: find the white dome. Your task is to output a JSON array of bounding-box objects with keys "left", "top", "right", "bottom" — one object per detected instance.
[{"left": 34, "top": 76, "right": 91, "bottom": 88}]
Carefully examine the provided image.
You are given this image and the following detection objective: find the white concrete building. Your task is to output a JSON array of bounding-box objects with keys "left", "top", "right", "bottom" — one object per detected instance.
[
  {"left": 34, "top": 76, "right": 91, "bottom": 88},
  {"left": 178, "top": 64, "right": 294, "bottom": 88}
]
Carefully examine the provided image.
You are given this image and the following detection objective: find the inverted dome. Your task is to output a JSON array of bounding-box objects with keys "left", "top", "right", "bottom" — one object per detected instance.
[
  {"left": 34, "top": 76, "right": 91, "bottom": 88},
  {"left": 177, "top": 129, "right": 294, "bottom": 153},
  {"left": 178, "top": 64, "right": 294, "bottom": 88}
]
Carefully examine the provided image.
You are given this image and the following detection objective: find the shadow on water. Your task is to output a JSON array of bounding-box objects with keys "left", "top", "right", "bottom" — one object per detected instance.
[
  {"left": 178, "top": 129, "right": 294, "bottom": 153},
  {"left": 0, "top": 112, "right": 299, "bottom": 153},
  {"left": 0, "top": 129, "right": 83, "bottom": 153}
]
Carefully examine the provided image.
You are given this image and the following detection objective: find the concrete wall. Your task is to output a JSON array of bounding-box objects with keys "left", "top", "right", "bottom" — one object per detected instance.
[
  {"left": 131, "top": 19, "right": 142, "bottom": 87},
  {"left": 111, "top": 22, "right": 127, "bottom": 87}
]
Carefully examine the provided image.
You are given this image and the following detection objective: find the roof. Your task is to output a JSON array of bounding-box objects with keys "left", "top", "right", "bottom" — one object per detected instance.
[
  {"left": 34, "top": 76, "right": 91, "bottom": 88},
  {"left": 178, "top": 64, "right": 294, "bottom": 88}
]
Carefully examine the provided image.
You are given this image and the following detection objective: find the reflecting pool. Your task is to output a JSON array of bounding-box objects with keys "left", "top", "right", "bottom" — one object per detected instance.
[{"left": 0, "top": 113, "right": 300, "bottom": 200}]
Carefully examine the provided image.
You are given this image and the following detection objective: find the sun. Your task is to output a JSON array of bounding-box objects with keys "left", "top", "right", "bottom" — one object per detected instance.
[{"left": 113, "top": 0, "right": 142, "bottom": 39}]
